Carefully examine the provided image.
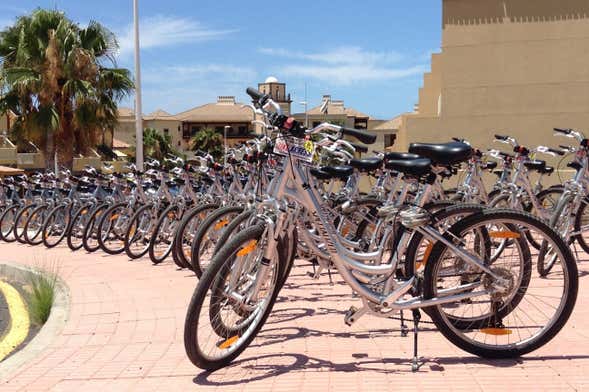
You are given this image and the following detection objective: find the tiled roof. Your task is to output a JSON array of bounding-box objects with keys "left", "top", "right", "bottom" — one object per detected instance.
[
  {"left": 174, "top": 102, "right": 253, "bottom": 123},
  {"left": 302, "top": 101, "right": 372, "bottom": 119}
]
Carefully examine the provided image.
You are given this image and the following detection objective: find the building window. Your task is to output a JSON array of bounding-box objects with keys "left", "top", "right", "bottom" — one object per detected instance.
[
  {"left": 312, "top": 121, "right": 321, "bottom": 128},
  {"left": 354, "top": 119, "right": 368, "bottom": 129},
  {"left": 384, "top": 134, "right": 396, "bottom": 149},
  {"left": 182, "top": 124, "right": 190, "bottom": 139},
  {"left": 163, "top": 128, "right": 169, "bottom": 135},
  {"left": 177, "top": 141, "right": 181, "bottom": 147},
  {"left": 238, "top": 126, "right": 247, "bottom": 135},
  {"left": 191, "top": 126, "right": 200, "bottom": 137},
  {"left": 215, "top": 126, "right": 224, "bottom": 133}
]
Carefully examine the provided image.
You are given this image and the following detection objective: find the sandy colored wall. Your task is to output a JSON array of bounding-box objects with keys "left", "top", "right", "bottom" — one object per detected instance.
[{"left": 403, "top": 0, "right": 589, "bottom": 159}]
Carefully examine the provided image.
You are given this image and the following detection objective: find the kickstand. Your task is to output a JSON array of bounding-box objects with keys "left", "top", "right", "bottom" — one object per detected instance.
[
  {"left": 400, "top": 310, "right": 409, "bottom": 337},
  {"left": 327, "top": 267, "right": 334, "bottom": 286},
  {"left": 411, "top": 309, "right": 421, "bottom": 372},
  {"left": 572, "top": 241, "right": 581, "bottom": 262}
]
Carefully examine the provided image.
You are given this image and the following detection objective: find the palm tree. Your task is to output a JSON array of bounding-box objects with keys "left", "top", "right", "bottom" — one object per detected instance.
[
  {"left": 134, "top": 127, "right": 181, "bottom": 163},
  {"left": 190, "top": 127, "right": 223, "bottom": 158},
  {"left": 0, "top": 9, "right": 133, "bottom": 169}
]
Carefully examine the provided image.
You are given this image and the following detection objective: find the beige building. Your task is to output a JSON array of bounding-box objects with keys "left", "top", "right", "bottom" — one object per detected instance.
[
  {"left": 113, "top": 77, "right": 395, "bottom": 155},
  {"left": 400, "top": 0, "right": 589, "bottom": 159},
  {"left": 113, "top": 96, "right": 257, "bottom": 154},
  {"left": 292, "top": 95, "right": 399, "bottom": 153},
  {"left": 113, "top": 107, "right": 182, "bottom": 150}
]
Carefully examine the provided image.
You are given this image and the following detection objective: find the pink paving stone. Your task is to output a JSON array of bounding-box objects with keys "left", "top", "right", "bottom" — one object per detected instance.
[{"left": 0, "top": 243, "right": 587, "bottom": 391}]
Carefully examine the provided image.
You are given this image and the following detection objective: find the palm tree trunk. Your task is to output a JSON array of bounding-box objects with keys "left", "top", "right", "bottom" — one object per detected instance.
[{"left": 45, "top": 127, "right": 55, "bottom": 172}]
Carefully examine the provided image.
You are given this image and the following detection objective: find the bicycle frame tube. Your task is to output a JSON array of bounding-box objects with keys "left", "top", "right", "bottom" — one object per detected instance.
[{"left": 269, "top": 151, "right": 500, "bottom": 305}]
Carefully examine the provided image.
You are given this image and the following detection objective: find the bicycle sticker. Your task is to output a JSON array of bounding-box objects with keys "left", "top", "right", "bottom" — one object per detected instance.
[{"left": 273, "top": 137, "right": 316, "bottom": 163}]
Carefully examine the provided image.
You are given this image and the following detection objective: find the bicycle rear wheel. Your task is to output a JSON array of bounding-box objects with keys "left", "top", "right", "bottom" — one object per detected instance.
[
  {"left": 124, "top": 204, "right": 156, "bottom": 259},
  {"left": 83, "top": 203, "right": 109, "bottom": 252},
  {"left": 149, "top": 205, "right": 180, "bottom": 264},
  {"left": 191, "top": 205, "right": 244, "bottom": 277},
  {"left": 424, "top": 209, "right": 577, "bottom": 358},
  {"left": 172, "top": 203, "right": 219, "bottom": 269},
  {"left": 97, "top": 202, "right": 132, "bottom": 255},
  {"left": 0, "top": 205, "right": 19, "bottom": 242},
  {"left": 43, "top": 204, "right": 71, "bottom": 248},
  {"left": 23, "top": 204, "right": 49, "bottom": 245},
  {"left": 14, "top": 204, "right": 37, "bottom": 244}
]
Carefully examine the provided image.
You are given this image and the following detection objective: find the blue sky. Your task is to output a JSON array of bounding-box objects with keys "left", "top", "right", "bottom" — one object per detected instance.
[{"left": 0, "top": 1, "right": 441, "bottom": 119}]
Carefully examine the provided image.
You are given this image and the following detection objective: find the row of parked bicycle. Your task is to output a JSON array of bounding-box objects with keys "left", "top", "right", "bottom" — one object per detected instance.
[{"left": 0, "top": 86, "right": 585, "bottom": 372}]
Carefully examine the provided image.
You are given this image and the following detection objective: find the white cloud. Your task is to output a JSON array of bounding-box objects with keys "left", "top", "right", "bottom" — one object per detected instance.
[
  {"left": 136, "top": 63, "right": 257, "bottom": 113},
  {"left": 280, "top": 64, "right": 425, "bottom": 85},
  {"left": 258, "top": 46, "right": 404, "bottom": 66},
  {"left": 259, "top": 46, "right": 425, "bottom": 85},
  {"left": 117, "top": 15, "right": 236, "bottom": 56},
  {"left": 142, "top": 64, "right": 256, "bottom": 85}
]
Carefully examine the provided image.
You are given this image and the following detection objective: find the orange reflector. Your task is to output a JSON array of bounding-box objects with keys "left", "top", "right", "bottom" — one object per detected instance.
[
  {"left": 167, "top": 212, "right": 176, "bottom": 219},
  {"left": 488, "top": 231, "right": 520, "bottom": 239},
  {"left": 480, "top": 328, "right": 512, "bottom": 335},
  {"left": 199, "top": 213, "right": 207, "bottom": 220},
  {"left": 81, "top": 209, "right": 88, "bottom": 215},
  {"left": 237, "top": 240, "right": 257, "bottom": 256},
  {"left": 341, "top": 226, "right": 350, "bottom": 236},
  {"left": 128, "top": 227, "right": 136, "bottom": 237},
  {"left": 214, "top": 219, "right": 229, "bottom": 231},
  {"left": 110, "top": 214, "right": 120, "bottom": 221},
  {"left": 218, "top": 335, "right": 239, "bottom": 349},
  {"left": 415, "top": 242, "right": 433, "bottom": 270}
]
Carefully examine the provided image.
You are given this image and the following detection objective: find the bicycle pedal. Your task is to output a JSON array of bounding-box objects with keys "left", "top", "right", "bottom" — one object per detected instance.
[
  {"left": 306, "top": 265, "right": 323, "bottom": 279},
  {"left": 344, "top": 305, "right": 367, "bottom": 326}
]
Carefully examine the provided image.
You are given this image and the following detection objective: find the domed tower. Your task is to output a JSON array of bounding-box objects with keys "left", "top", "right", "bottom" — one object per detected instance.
[{"left": 258, "top": 76, "right": 291, "bottom": 115}]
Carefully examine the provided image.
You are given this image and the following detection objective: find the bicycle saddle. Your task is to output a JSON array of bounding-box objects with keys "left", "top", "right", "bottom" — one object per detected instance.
[
  {"left": 385, "top": 157, "right": 432, "bottom": 177},
  {"left": 349, "top": 157, "right": 383, "bottom": 172},
  {"left": 384, "top": 152, "right": 420, "bottom": 161},
  {"left": 408, "top": 141, "right": 472, "bottom": 165},
  {"left": 321, "top": 165, "right": 354, "bottom": 180}
]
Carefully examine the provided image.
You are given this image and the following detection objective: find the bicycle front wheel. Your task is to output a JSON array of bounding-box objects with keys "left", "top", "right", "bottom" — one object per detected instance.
[{"left": 184, "top": 223, "right": 283, "bottom": 370}]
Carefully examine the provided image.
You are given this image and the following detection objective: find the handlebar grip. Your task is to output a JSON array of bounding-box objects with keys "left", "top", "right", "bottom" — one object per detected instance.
[
  {"left": 494, "top": 134, "right": 508, "bottom": 140},
  {"left": 349, "top": 142, "right": 368, "bottom": 153},
  {"left": 341, "top": 127, "right": 376, "bottom": 145},
  {"left": 554, "top": 128, "right": 571, "bottom": 134},
  {"left": 246, "top": 87, "right": 266, "bottom": 102},
  {"left": 548, "top": 147, "right": 565, "bottom": 156}
]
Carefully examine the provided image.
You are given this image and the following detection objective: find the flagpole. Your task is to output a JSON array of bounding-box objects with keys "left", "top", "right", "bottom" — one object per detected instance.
[{"left": 133, "top": 0, "right": 144, "bottom": 171}]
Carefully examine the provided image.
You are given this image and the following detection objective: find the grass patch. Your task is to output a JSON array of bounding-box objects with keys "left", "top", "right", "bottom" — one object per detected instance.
[{"left": 26, "top": 267, "right": 58, "bottom": 326}]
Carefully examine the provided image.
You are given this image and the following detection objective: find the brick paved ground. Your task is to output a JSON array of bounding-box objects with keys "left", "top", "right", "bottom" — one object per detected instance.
[{"left": 0, "top": 241, "right": 588, "bottom": 391}]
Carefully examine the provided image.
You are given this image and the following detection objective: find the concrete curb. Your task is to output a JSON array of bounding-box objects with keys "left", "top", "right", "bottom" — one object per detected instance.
[{"left": 0, "top": 262, "right": 70, "bottom": 381}]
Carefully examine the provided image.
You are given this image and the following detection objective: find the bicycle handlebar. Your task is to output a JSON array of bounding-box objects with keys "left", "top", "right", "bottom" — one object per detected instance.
[{"left": 340, "top": 127, "right": 376, "bottom": 145}]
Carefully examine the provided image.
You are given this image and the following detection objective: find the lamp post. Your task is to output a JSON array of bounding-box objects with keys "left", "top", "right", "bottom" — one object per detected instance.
[
  {"left": 133, "top": 0, "right": 143, "bottom": 171},
  {"left": 224, "top": 126, "right": 229, "bottom": 167}
]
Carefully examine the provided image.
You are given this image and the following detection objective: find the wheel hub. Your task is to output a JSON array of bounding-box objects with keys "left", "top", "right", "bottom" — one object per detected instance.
[{"left": 482, "top": 267, "right": 515, "bottom": 299}]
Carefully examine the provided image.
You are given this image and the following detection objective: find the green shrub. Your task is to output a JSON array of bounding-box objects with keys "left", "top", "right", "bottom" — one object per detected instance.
[{"left": 27, "top": 271, "right": 57, "bottom": 325}]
